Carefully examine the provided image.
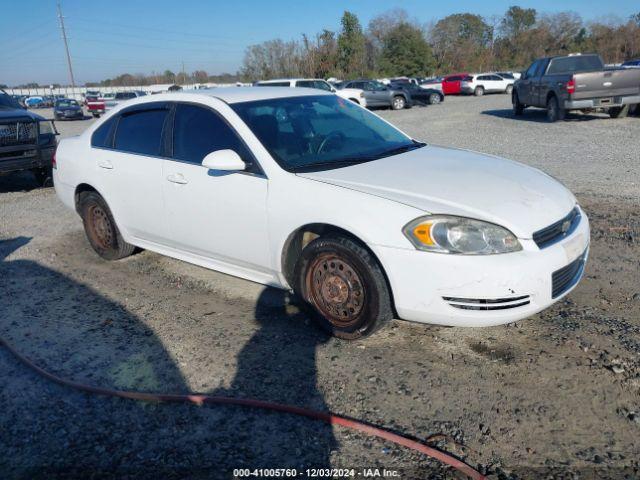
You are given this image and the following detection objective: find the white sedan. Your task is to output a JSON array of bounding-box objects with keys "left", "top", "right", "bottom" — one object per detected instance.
[{"left": 53, "top": 88, "right": 589, "bottom": 339}]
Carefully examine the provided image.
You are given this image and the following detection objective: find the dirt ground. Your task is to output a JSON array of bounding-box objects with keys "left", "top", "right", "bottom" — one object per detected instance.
[{"left": 1, "top": 95, "right": 639, "bottom": 479}]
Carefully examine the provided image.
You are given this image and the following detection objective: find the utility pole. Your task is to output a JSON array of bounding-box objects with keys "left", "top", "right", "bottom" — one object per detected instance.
[
  {"left": 57, "top": 0, "right": 76, "bottom": 89},
  {"left": 181, "top": 61, "right": 186, "bottom": 85}
]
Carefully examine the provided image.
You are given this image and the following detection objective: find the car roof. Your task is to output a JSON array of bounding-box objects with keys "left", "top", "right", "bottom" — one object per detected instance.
[
  {"left": 257, "top": 78, "right": 326, "bottom": 83},
  {"left": 121, "top": 87, "right": 333, "bottom": 105}
]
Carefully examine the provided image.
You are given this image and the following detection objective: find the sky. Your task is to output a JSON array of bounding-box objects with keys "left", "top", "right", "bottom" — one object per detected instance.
[{"left": 1, "top": 0, "right": 638, "bottom": 86}]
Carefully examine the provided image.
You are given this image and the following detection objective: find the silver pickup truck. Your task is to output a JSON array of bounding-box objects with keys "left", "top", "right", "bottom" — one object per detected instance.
[{"left": 513, "top": 54, "right": 640, "bottom": 121}]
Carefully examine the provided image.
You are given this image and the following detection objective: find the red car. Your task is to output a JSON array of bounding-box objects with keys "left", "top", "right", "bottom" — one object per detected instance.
[{"left": 441, "top": 73, "right": 470, "bottom": 95}]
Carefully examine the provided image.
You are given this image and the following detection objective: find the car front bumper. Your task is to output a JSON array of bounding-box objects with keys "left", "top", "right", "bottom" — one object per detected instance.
[{"left": 372, "top": 207, "right": 590, "bottom": 327}]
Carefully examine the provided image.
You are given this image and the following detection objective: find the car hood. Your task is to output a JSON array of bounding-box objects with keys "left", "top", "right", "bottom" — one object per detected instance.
[
  {"left": 0, "top": 108, "right": 44, "bottom": 121},
  {"left": 296, "top": 145, "right": 576, "bottom": 238}
]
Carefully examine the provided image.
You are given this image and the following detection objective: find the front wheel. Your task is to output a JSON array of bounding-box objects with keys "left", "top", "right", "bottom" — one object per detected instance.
[
  {"left": 391, "top": 96, "right": 406, "bottom": 110},
  {"left": 512, "top": 92, "right": 524, "bottom": 116},
  {"left": 79, "top": 191, "right": 135, "bottom": 260},
  {"left": 428, "top": 93, "right": 442, "bottom": 104},
  {"left": 32, "top": 167, "right": 53, "bottom": 187},
  {"left": 295, "top": 235, "right": 393, "bottom": 340},
  {"left": 92, "top": 113, "right": 100, "bottom": 118}
]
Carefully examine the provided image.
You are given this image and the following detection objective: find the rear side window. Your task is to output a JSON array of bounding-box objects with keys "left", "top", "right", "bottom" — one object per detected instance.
[
  {"left": 547, "top": 55, "right": 603, "bottom": 74},
  {"left": 114, "top": 109, "right": 168, "bottom": 156},
  {"left": 256, "top": 82, "right": 290, "bottom": 87},
  {"left": 91, "top": 117, "right": 117, "bottom": 148},
  {"left": 172, "top": 103, "right": 252, "bottom": 165}
]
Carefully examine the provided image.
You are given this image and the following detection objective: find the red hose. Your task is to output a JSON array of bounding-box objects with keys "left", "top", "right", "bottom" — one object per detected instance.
[{"left": 0, "top": 335, "right": 486, "bottom": 479}]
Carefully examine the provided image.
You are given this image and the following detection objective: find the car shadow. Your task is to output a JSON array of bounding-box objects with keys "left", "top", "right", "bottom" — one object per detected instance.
[
  {"left": 0, "top": 236, "right": 335, "bottom": 478},
  {"left": 0, "top": 171, "right": 50, "bottom": 193},
  {"left": 483, "top": 108, "right": 608, "bottom": 123}
]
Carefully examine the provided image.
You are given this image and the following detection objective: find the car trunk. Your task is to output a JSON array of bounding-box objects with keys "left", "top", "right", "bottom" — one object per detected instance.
[{"left": 572, "top": 69, "right": 640, "bottom": 100}]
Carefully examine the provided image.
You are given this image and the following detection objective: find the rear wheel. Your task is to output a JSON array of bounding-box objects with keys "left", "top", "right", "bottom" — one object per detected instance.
[
  {"left": 391, "top": 96, "right": 406, "bottom": 110},
  {"left": 609, "top": 105, "right": 629, "bottom": 119},
  {"left": 79, "top": 191, "right": 135, "bottom": 260},
  {"left": 428, "top": 93, "right": 442, "bottom": 104},
  {"left": 505, "top": 84, "right": 513, "bottom": 95},
  {"left": 474, "top": 86, "right": 484, "bottom": 96},
  {"left": 546, "top": 96, "right": 565, "bottom": 122},
  {"left": 295, "top": 235, "right": 393, "bottom": 340}
]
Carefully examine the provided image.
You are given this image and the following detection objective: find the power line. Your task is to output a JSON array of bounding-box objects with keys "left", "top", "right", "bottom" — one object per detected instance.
[{"left": 57, "top": 0, "right": 76, "bottom": 88}]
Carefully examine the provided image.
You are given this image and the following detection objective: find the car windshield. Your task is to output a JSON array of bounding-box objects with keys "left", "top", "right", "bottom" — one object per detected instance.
[
  {"left": 231, "top": 95, "right": 422, "bottom": 172},
  {"left": 57, "top": 99, "right": 78, "bottom": 107}
]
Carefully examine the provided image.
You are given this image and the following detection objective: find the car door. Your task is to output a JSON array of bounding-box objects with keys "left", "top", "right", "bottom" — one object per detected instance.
[
  {"left": 91, "top": 102, "right": 170, "bottom": 244},
  {"left": 369, "top": 81, "right": 392, "bottom": 106},
  {"left": 531, "top": 59, "right": 549, "bottom": 106},
  {"left": 518, "top": 61, "right": 538, "bottom": 104},
  {"left": 161, "top": 102, "right": 272, "bottom": 276}
]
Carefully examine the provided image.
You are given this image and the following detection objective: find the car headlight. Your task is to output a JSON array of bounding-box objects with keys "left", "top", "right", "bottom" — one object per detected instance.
[{"left": 403, "top": 215, "right": 522, "bottom": 255}]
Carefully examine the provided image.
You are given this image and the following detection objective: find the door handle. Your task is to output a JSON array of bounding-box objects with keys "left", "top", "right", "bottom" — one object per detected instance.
[
  {"left": 97, "top": 160, "right": 113, "bottom": 169},
  {"left": 167, "top": 173, "right": 188, "bottom": 185}
]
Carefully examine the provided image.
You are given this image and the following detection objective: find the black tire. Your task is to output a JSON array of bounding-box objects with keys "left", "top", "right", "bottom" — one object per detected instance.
[
  {"left": 78, "top": 191, "right": 135, "bottom": 260},
  {"left": 294, "top": 235, "right": 393, "bottom": 340},
  {"left": 32, "top": 167, "right": 53, "bottom": 187},
  {"left": 92, "top": 113, "right": 100, "bottom": 118},
  {"left": 505, "top": 84, "right": 513, "bottom": 95},
  {"left": 609, "top": 105, "right": 629, "bottom": 119},
  {"left": 428, "top": 93, "right": 442, "bottom": 105},
  {"left": 348, "top": 98, "right": 360, "bottom": 104},
  {"left": 474, "top": 86, "right": 484, "bottom": 96},
  {"left": 546, "top": 96, "right": 565, "bottom": 122},
  {"left": 391, "top": 96, "right": 406, "bottom": 110},
  {"left": 512, "top": 92, "right": 524, "bottom": 116}
]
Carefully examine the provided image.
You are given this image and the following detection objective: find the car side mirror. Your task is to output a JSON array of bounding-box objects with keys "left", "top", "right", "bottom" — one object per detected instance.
[
  {"left": 202, "top": 149, "right": 245, "bottom": 171},
  {"left": 330, "top": 87, "right": 336, "bottom": 93}
]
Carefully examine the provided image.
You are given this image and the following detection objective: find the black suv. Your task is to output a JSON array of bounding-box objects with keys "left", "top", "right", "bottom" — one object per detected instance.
[{"left": 0, "top": 90, "right": 57, "bottom": 185}]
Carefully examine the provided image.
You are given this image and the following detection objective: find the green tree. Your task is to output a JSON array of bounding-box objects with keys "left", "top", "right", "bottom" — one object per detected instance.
[
  {"left": 337, "top": 11, "right": 366, "bottom": 77},
  {"left": 429, "top": 13, "right": 493, "bottom": 72},
  {"left": 500, "top": 6, "right": 537, "bottom": 39},
  {"left": 379, "top": 22, "right": 435, "bottom": 76}
]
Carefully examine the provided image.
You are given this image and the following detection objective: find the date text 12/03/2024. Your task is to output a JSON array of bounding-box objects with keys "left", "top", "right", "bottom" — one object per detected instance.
[{"left": 233, "top": 468, "right": 400, "bottom": 477}]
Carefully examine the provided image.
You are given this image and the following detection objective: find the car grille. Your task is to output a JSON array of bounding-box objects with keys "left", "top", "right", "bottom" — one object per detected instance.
[
  {"left": 552, "top": 249, "right": 587, "bottom": 298},
  {"left": 533, "top": 207, "right": 581, "bottom": 249},
  {"left": 0, "top": 121, "right": 37, "bottom": 147},
  {"left": 442, "top": 295, "right": 530, "bottom": 311}
]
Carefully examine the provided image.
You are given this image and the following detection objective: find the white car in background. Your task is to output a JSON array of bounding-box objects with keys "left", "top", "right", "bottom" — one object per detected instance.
[
  {"left": 53, "top": 87, "right": 589, "bottom": 340},
  {"left": 419, "top": 77, "right": 444, "bottom": 92},
  {"left": 461, "top": 73, "right": 515, "bottom": 96},
  {"left": 255, "top": 78, "right": 366, "bottom": 107}
]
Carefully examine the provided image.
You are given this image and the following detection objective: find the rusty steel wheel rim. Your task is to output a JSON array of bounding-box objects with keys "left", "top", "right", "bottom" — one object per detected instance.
[
  {"left": 305, "top": 253, "right": 365, "bottom": 328},
  {"left": 87, "top": 205, "right": 113, "bottom": 250}
]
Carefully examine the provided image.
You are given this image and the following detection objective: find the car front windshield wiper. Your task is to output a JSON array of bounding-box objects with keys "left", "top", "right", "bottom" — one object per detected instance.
[
  {"left": 375, "top": 141, "right": 426, "bottom": 159},
  {"left": 291, "top": 141, "right": 427, "bottom": 173},
  {"left": 291, "top": 157, "right": 376, "bottom": 173}
]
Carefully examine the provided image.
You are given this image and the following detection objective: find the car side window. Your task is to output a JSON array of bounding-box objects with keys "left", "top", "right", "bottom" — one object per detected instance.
[
  {"left": 91, "top": 116, "right": 117, "bottom": 148},
  {"left": 314, "top": 81, "right": 332, "bottom": 91},
  {"left": 172, "top": 103, "right": 254, "bottom": 169},
  {"left": 525, "top": 61, "right": 539, "bottom": 79},
  {"left": 296, "top": 81, "right": 314, "bottom": 88},
  {"left": 114, "top": 108, "right": 168, "bottom": 156}
]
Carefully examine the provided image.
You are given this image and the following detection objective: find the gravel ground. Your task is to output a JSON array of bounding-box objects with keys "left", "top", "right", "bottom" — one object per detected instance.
[{"left": 1, "top": 96, "right": 639, "bottom": 479}]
